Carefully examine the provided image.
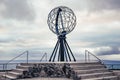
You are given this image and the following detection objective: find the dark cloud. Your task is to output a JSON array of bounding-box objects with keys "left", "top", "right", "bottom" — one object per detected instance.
[
  {"left": 71, "top": 30, "right": 120, "bottom": 48},
  {"left": 0, "top": 0, "right": 35, "bottom": 20},
  {"left": 86, "top": 34, "right": 120, "bottom": 47},
  {"left": 96, "top": 46, "right": 120, "bottom": 55}
]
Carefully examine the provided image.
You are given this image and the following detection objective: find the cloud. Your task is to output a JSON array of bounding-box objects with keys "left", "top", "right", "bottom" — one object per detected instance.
[
  {"left": 0, "top": 0, "right": 120, "bottom": 60},
  {"left": 0, "top": 0, "right": 35, "bottom": 21},
  {"left": 0, "top": 39, "right": 11, "bottom": 43},
  {"left": 47, "top": 0, "right": 120, "bottom": 12},
  {"left": 95, "top": 46, "right": 120, "bottom": 55},
  {"left": 85, "top": 0, "right": 120, "bottom": 12}
]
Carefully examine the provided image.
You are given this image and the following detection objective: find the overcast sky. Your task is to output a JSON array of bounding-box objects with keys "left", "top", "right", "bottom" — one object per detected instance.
[{"left": 0, "top": 0, "right": 120, "bottom": 60}]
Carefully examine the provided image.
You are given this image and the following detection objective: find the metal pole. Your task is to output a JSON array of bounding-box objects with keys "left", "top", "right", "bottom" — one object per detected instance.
[
  {"left": 88, "top": 52, "right": 90, "bottom": 62},
  {"left": 59, "top": 35, "right": 65, "bottom": 61},
  {"left": 112, "top": 65, "right": 113, "bottom": 69},
  {"left": 85, "top": 50, "right": 87, "bottom": 62},
  {"left": 65, "top": 39, "right": 76, "bottom": 61},
  {"left": 64, "top": 42, "right": 71, "bottom": 61},
  {"left": 49, "top": 40, "right": 59, "bottom": 61},
  {"left": 5, "top": 64, "right": 7, "bottom": 80},
  {"left": 46, "top": 53, "right": 47, "bottom": 61},
  {"left": 53, "top": 41, "right": 59, "bottom": 61},
  {"left": 3, "top": 64, "right": 4, "bottom": 71},
  {"left": 27, "top": 51, "right": 29, "bottom": 64}
]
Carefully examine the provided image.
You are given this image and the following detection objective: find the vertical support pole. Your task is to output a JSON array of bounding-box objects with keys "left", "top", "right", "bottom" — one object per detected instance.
[
  {"left": 58, "top": 46, "right": 61, "bottom": 61},
  {"left": 64, "top": 42, "right": 71, "bottom": 61},
  {"left": 46, "top": 53, "right": 47, "bottom": 61},
  {"left": 85, "top": 50, "right": 87, "bottom": 62},
  {"left": 49, "top": 40, "right": 59, "bottom": 61},
  {"left": 49, "top": 32, "right": 76, "bottom": 62},
  {"left": 3, "top": 64, "right": 4, "bottom": 71},
  {"left": 27, "top": 51, "right": 28, "bottom": 64},
  {"left": 5, "top": 64, "right": 7, "bottom": 80},
  {"left": 112, "top": 65, "right": 113, "bottom": 69},
  {"left": 58, "top": 50, "right": 60, "bottom": 61},
  {"left": 65, "top": 40, "right": 76, "bottom": 61},
  {"left": 88, "top": 52, "right": 90, "bottom": 62},
  {"left": 53, "top": 42, "right": 59, "bottom": 61},
  {"left": 59, "top": 35, "right": 65, "bottom": 61},
  {"left": 64, "top": 43, "right": 68, "bottom": 62}
]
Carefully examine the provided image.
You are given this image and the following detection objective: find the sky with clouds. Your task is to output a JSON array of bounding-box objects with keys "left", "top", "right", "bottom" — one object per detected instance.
[{"left": 0, "top": 0, "right": 120, "bottom": 60}]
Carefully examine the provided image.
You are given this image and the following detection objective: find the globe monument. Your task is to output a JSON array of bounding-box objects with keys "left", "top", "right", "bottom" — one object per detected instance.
[{"left": 47, "top": 6, "right": 76, "bottom": 62}]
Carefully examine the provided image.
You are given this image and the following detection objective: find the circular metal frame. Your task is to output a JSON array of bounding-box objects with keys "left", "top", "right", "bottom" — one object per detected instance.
[{"left": 47, "top": 6, "right": 76, "bottom": 35}]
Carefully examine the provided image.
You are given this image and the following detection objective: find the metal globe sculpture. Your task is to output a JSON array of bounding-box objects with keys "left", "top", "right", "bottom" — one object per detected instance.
[
  {"left": 48, "top": 6, "right": 76, "bottom": 62},
  {"left": 47, "top": 6, "right": 76, "bottom": 35}
]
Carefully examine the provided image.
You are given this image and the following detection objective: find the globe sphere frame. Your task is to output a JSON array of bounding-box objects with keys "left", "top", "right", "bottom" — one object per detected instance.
[{"left": 47, "top": 6, "right": 76, "bottom": 35}]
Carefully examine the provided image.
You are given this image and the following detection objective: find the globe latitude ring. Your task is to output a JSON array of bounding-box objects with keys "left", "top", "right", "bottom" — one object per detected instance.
[{"left": 47, "top": 6, "right": 76, "bottom": 35}]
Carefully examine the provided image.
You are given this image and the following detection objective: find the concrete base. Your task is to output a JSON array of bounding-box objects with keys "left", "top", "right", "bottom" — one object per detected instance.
[{"left": 1, "top": 62, "right": 119, "bottom": 80}]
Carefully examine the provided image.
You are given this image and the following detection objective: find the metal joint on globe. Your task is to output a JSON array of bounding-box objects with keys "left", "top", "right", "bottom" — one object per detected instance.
[{"left": 47, "top": 6, "right": 76, "bottom": 62}]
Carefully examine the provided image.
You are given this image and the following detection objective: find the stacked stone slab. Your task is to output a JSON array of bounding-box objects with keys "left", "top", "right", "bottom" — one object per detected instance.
[
  {"left": 1, "top": 62, "right": 65, "bottom": 80},
  {"left": 69, "top": 62, "right": 118, "bottom": 80},
  {"left": 1, "top": 64, "right": 33, "bottom": 80},
  {"left": 1, "top": 62, "right": 119, "bottom": 80}
]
